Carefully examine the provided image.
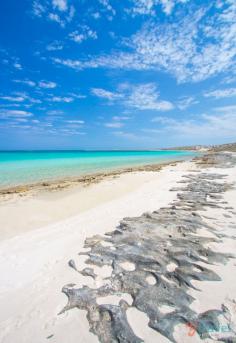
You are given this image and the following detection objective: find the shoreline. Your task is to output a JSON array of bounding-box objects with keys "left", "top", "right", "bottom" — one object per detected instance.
[
  {"left": 0, "top": 150, "right": 235, "bottom": 342},
  {"left": 0, "top": 159, "right": 183, "bottom": 199},
  {"left": 0, "top": 159, "right": 190, "bottom": 241}
]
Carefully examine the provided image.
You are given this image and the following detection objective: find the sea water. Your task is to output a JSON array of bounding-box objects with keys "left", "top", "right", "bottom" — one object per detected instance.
[{"left": 0, "top": 150, "right": 197, "bottom": 188}]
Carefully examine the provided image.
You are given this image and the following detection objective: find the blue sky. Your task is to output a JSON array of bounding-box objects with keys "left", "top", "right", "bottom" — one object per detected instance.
[{"left": 0, "top": 0, "right": 236, "bottom": 150}]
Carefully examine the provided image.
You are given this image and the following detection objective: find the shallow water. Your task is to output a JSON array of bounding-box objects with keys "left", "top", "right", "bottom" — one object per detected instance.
[{"left": 0, "top": 150, "right": 197, "bottom": 188}]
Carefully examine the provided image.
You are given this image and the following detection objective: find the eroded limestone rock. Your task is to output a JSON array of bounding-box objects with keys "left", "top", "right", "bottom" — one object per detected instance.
[{"left": 61, "top": 153, "right": 236, "bottom": 342}]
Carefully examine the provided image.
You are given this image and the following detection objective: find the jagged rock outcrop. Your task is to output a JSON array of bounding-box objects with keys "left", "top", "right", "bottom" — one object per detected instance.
[{"left": 61, "top": 153, "right": 236, "bottom": 342}]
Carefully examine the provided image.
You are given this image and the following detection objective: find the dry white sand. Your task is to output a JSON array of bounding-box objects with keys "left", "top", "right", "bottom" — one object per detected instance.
[
  {"left": 0, "top": 160, "right": 235, "bottom": 343},
  {"left": 173, "top": 165, "right": 236, "bottom": 342}
]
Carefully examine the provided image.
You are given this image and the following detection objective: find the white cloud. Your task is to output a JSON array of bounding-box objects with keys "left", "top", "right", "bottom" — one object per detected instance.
[
  {"left": 214, "top": 105, "right": 236, "bottom": 113},
  {"left": 150, "top": 106, "right": 236, "bottom": 142},
  {"left": 50, "top": 96, "right": 74, "bottom": 102},
  {"left": 52, "top": 54, "right": 146, "bottom": 71},
  {"left": 112, "top": 116, "right": 130, "bottom": 121},
  {"left": 104, "top": 122, "right": 124, "bottom": 128},
  {"left": 39, "top": 80, "right": 57, "bottom": 88},
  {"left": 58, "top": 128, "right": 86, "bottom": 136},
  {"left": 125, "top": 83, "right": 174, "bottom": 111},
  {"left": 125, "top": 4, "right": 236, "bottom": 82},
  {"left": 91, "top": 12, "right": 101, "bottom": 19},
  {"left": 99, "top": 0, "right": 116, "bottom": 19},
  {"left": 177, "top": 96, "right": 198, "bottom": 110},
  {"left": 66, "top": 120, "right": 85, "bottom": 124},
  {"left": 128, "top": 0, "right": 189, "bottom": 16},
  {"left": 0, "top": 52, "right": 23, "bottom": 71},
  {"left": 69, "top": 26, "right": 97, "bottom": 44},
  {"left": 91, "top": 88, "right": 123, "bottom": 100},
  {"left": 3, "top": 92, "right": 42, "bottom": 104},
  {"left": 14, "top": 118, "right": 29, "bottom": 123},
  {"left": 13, "top": 62, "right": 23, "bottom": 70},
  {"left": 13, "top": 79, "right": 57, "bottom": 89},
  {"left": 103, "top": 115, "right": 130, "bottom": 130},
  {"left": 52, "top": 0, "right": 67, "bottom": 12},
  {"left": 91, "top": 83, "right": 173, "bottom": 111},
  {"left": 204, "top": 87, "right": 236, "bottom": 98},
  {"left": 33, "top": 0, "right": 75, "bottom": 27},
  {"left": 221, "top": 74, "right": 236, "bottom": 84},
  {"left": 0, "top": 109, "right": 33, "bottom": 118},
  {"left": 53, "top": 58, "right": 82, "bottom": 69},
  {"left": 32, "top": 1, "right": 46, "bottom": 17},
  {"left": 0, "top": 95, "right": 25, "bottom": 102},
  {"left": 68, "top": 93, "right": 86, "bottom": 99},
  {"left": 53, "top": 1, "right": 236, "bottom": 83},
  {"left": 151, "top": 116, "right": 177, "bottom": 124},
  {"left": 46, "top": 41, "right": 64, "bottom": 51},
  {"left": 47, "top": 110, "right": 64, "bottom": 115},
  {"left": 113, "top": 131, "right": 137, "bottom": 139},
  {"left": 66, "top": 5, "right": 75, "bottom": 22},
  {"left": 13, "top": 79, "right": 36, "bottom": 87},
  {"left": 48, "top": 13, "right": 65, "bottom": 26}
]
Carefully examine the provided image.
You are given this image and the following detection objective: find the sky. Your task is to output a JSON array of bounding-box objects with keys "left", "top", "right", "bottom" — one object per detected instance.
[{"left": 0, "top": 0, "right": 236, "bottom": 150}]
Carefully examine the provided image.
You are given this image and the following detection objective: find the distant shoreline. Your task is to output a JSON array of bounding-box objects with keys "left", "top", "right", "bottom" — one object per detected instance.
[{"left": 1, "top": 141, "right": 235, "bottom": 152}]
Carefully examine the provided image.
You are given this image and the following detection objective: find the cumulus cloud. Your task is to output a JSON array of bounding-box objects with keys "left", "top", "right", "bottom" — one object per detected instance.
[{"left": 204, "top": 87, "right": 236, "bottom": 98}]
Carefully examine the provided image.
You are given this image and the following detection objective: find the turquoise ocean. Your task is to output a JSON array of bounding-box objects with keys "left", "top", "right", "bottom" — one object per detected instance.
[{"left": 0, "top": 150, "right": 197, "bottom": 189}]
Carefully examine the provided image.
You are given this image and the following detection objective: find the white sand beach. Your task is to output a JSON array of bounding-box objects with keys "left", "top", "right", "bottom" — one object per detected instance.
[
  {"left": 1, "top": 0, "right": 236, "bottom": 341},
  {"left": 0, "top": 155, "right": 235, "bottom": 343}
]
